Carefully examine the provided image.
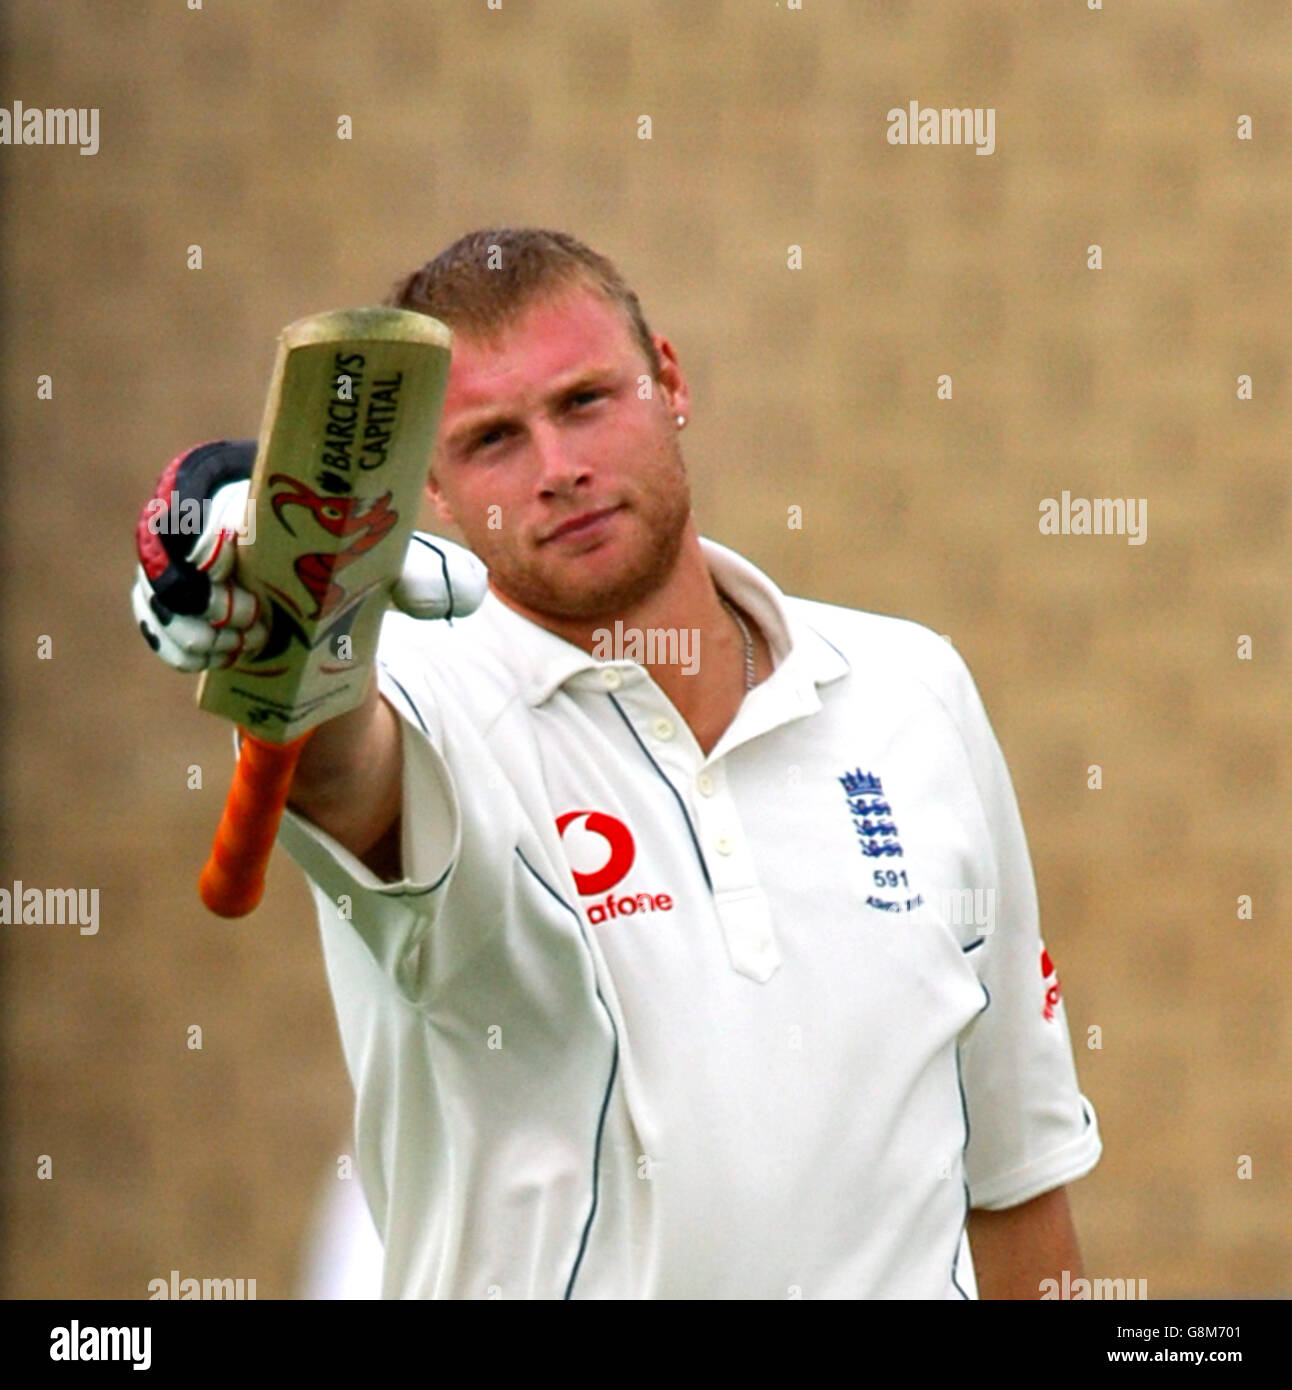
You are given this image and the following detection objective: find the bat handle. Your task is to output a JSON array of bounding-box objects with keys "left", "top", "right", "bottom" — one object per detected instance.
[{"left": 199, "top": 730, "right": 313, "bottom": 917}]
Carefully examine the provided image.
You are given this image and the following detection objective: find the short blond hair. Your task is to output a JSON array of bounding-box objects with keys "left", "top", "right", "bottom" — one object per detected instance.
[{"left": 386, "top": 228, "right": 661, "bottom": 376}]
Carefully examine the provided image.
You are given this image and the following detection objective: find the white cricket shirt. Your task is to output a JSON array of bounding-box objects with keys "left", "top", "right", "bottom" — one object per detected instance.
[{"left": 279, "top": 536, "right": 1101, "bottom": 1300}]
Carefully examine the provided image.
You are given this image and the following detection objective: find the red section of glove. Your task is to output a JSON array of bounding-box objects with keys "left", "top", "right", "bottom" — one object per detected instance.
[{"left": 135, "top": 449, "right": 188, "bottom": 582}]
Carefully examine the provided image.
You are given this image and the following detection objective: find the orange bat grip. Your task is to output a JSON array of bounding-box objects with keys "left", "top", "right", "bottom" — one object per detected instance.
[{"left": 199, "top": 730, "right": 313, "bottom": 917}]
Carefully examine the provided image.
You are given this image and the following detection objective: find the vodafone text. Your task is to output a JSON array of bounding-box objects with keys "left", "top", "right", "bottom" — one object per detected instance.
[{"left": 585, "top": 890, "right": 673, "bottom": 926}]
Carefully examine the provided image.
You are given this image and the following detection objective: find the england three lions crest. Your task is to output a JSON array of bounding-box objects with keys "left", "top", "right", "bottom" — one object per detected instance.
[
  {"left": 839, "top": 769, "right": 904, "bottom": 858},
  {"left": 839, "top": 768, "right": 924, "bottom": 914}
]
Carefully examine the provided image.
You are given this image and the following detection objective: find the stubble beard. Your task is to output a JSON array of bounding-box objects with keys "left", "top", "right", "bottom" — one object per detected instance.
[{"left": 486, "top": 443, "right": 693, "bottom": 623}]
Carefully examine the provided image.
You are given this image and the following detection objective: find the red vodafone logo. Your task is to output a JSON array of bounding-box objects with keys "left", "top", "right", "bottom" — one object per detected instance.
[
  {"left": 555, "top": 809, "right": 675, "bottom": 924},
  {"left": 556, "top": 810, "right": 636, "bottom": 895}
]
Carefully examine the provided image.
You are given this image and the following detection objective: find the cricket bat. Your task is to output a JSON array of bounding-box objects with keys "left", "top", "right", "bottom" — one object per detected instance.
[{"left": 196, "top": 307, "right": 453, "bottom": 917}]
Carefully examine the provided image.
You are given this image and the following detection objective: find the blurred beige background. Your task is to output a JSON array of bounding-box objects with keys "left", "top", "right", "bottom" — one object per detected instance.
[{"left": 2, "top": 0, "right": 1287, "bottom": 1298}]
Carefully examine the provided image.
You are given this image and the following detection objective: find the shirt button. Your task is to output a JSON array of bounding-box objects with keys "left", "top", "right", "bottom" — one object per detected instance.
[
  {"left": 652, "top": 717, "right": 675, "bottom": 741},
  {"left": 696, "top": 772, "right": 714, "bottom": 796},
  {"left": 715, "top": 835, "right": 733, "bottom": 855},
  {"left": 601, "top": 668, "right": 622, "bottom": 690}
]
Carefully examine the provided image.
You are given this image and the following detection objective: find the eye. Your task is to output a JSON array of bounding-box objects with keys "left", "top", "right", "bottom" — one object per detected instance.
[
  {"left": 569, "top": 389, "right": 603, "bottom": 408},
  {"left": 471, "top": 425, "right": 511, "bottom": 453}
]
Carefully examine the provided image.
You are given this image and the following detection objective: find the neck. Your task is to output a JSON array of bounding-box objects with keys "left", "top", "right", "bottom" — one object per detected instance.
[{"left": 498, "top": 523, "right": 769, "bottom": 753}]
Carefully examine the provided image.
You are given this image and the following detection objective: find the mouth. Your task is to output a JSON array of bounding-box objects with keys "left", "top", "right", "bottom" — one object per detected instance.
[{"left": 541, "top": 505, "right": 623, "bottom": 545}]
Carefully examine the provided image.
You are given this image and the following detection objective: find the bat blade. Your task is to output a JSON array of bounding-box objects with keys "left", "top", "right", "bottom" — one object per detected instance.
[
  {"left": 196, "top": 306, "right": 452, "bottom": 916},
  {"left": 197, "top": 306, "right": 452, "bottom": 741}
]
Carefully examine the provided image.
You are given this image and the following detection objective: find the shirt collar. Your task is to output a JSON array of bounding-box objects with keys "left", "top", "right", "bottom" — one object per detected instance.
[{"left": 469, "top": 535, "right": 850, "bottom": 709}]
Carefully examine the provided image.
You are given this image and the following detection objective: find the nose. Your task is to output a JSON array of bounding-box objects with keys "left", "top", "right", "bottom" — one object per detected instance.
[{"left": 531, "top": 418, "right": 589, "bottom": 497}]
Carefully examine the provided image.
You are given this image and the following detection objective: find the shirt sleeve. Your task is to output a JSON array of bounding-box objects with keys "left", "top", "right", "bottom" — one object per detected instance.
[
  {"left": 938, "top": 645, "right": 1103, "bottom": 1210},
  {"left": 275, "top": 657, "right": 461, "bottom": 989}
]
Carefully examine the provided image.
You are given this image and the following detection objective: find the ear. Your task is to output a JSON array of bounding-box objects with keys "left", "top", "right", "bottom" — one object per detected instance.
[
  {"left": 425, "top": 472, "right": 457, "bottom": 529},
  {"left": 651, "top": 333, "right": 690, "bottom": 423}
]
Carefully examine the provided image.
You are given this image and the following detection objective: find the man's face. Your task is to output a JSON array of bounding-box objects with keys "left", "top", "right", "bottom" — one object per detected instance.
[{"left": 427, "top": 284, "right": 693, "bottom": 623}]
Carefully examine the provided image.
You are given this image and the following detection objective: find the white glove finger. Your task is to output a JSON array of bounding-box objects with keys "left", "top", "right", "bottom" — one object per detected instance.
[
  {"left": 239, "top": 617, "right": 270, "bottom": 656},
  {"left": 392, "top": 533, "right": 489, "bottom": 620},
  {"left": 153, "top": 628, "right": 210, "bottom": 673},
  {"left": 133, "top": 572, "right": 207, "bottom": 673},
  {"left": 167, "top": 613, "right": 264, "bottom": 665},
  {"left": 187, "top": 479, "right": 252, "bottom": 579},
  {"left": 204, "top": 578, "right": 262, "bottom": 632},
  {"left": 162, "top": 610, "right": 236, "bottom": 658},
  {"left": 136, "top": 565, "right": 270, "bottom": 675}
]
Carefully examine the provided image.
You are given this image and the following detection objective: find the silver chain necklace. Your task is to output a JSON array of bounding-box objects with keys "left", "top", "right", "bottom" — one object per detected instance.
[{"left": 719, "top": 593, "right": 756, "bottom": 692}]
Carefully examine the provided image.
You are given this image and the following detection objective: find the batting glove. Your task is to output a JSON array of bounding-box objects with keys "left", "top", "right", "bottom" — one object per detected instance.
[{"left": 133, "top": 441, "right": 490, "bottom": 674}]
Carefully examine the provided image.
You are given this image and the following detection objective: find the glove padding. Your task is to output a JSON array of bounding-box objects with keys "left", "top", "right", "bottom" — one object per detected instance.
[{"left": 134, "top": 441, "right": 490, "bottom": 673}]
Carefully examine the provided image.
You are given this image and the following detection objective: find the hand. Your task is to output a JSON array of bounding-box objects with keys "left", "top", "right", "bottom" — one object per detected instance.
[
  {"left": 133, "top": 441, "right": 490, "bottom": 673},
  {"left": 133, "top": 441, "right": 263, "bottom": 672},
  {"left": 391, "top": 531, "right": 490, "bottom": 620}
]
